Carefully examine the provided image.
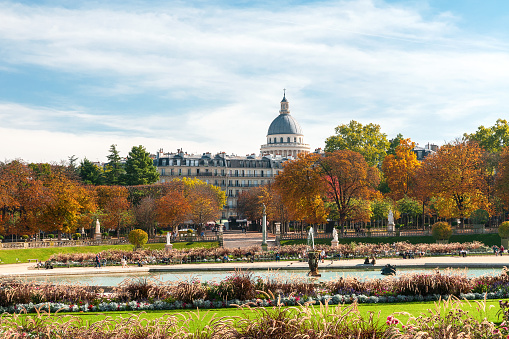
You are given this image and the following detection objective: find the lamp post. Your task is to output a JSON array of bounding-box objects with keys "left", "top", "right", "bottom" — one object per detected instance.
[{"left": 261, "top": 203, "right": 268, "bottom": 251}]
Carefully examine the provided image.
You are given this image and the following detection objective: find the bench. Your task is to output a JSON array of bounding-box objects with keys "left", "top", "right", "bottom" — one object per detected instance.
[{"left": 27, "top": 259, "right": 38, "bottom": 263}]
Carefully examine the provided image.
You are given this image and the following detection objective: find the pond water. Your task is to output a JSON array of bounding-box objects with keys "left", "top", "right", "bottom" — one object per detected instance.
[{"left": 22, "top": 267, "right": 504, "bottom": 286}]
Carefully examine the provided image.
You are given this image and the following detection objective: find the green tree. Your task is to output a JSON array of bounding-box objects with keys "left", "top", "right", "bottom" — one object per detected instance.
[
  {"left": 104, "top": 144, "right": 125, "bottom": 185},
  {"left": 387, "top": 133, "right": 404, "bottom": 156},
  {"left": 465, "top": 119, "right": 509, "bottom": 154},
  {"left": 396, "top": 196, "right": 422, "bottom": 227},
  {"left": 123, "top": 145, "right": 159, "bottom": 186},
  {"left": 79, "top": 158, "right": 104, "bottom": 185},
  {"left": 128, "top": 229, "right": 148, "bottom": 249},
  {"left": 325, "top": 120, "right": 389, "bottom": 167}
]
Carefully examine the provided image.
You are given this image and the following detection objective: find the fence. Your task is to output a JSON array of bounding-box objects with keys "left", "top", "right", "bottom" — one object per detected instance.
[
  {"left": 0, "top": 235, "right": 219, "bottom": 250},
  {"left": 280, "top": 227, "right": 499, "bottom": 241}
]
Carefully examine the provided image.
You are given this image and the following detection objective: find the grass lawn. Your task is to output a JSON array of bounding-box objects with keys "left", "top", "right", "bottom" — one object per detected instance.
[
  {"left": 280, "top": 233, "right": 500, "bottom": 247},
  {"left": 7, "top": 299, "right": 503, "bottom": 330},
  {"left": 0, "top": 242, "right": 218, "bottom": 265}
]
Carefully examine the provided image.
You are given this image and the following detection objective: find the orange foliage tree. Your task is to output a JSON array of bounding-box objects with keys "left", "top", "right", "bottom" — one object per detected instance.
[
  {"left": 382, "top": 138, "right": 421, "bottom": 200},
  {"left": 495, "top": 146, "right": 509, "bottom": 209},
  {"left": 38, "top": 171, "right": 96, "bottom": 239},
  {"left": 273, "top": 153, "right": 328, "bottom": 226},
  {"left": 318, "top": 150, "right": 380, "bottom": 232},
  {"left": 0, "top": 161, "right": 46, "bottom": 238},
  {"left": 95, "top": 185, "right": 133, "bottom": 237},
  {"left": 155, "top": 188, "right": 191, "bottom": 232},
  {"left": 418, "top": 139, "right": 490, "bottom": 224}
]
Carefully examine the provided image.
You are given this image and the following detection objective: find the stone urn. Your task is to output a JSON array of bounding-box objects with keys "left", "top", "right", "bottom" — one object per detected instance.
[{"left": 307, "top": 251, "right": 321, "bottom": 277}]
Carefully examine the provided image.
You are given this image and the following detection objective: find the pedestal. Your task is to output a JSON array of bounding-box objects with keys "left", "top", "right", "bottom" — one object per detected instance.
[
  {"left": 331, "top": 239, "right": 338, "bottom": 248},
  {"left": 94, "top": 233, "right": 101, "bottom": 241},
  {"left": 261, "top": 243, "right": 268, "bottom": 252},
  {"left": 165, "top": 244, "right": 173, "bottom": 250}
]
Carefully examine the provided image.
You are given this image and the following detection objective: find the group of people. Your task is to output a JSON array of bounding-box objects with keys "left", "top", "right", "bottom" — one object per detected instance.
[
  {"left": 493, "top": 245, "right": 505, "bottom": 256},
  {"left": 363, "top": 257, "right": 376, "bottom": 265}
]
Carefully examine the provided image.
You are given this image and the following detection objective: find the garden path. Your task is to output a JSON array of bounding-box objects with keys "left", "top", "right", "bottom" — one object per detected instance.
[{"left": 221, "top": 230, "right": 276, "bottom": 249}]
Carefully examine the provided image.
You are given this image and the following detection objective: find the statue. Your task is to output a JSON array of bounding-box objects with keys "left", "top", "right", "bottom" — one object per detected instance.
[
  {"left": 165, "top": 231, "right": 173, "bottom": 250},
  {"left": 332, "top": 228, "right": 338, "bottom": 242},
  {"left": 94, "top": 219, "right": 102, "bottom": 240},
  {"left": 388, "top": 209, "right": 395, "bottom": 232}
]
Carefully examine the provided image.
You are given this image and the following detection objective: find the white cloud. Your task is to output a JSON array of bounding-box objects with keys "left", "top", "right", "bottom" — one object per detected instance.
[{"left": 0, "top": 0, "right": 509, "bottom": 162}]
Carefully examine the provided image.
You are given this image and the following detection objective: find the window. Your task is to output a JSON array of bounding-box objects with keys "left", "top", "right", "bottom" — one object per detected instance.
[
  {"left": 280, "top": 137, "right": 283, "bottom": 143},
  {"left": 161, "top": 169, "right": 165, "bottom": 176},
  {"left": 294, "top": 137, "right": 297, "bottom": 142},
  {"left": 170, "top": 169, "right": 174, "bottom": 175},
  {"left": 178, "top": 168, "right": 182, "bottom": 175},
  {"left": 196, "top": 169, "right": 200, "bottom": 175},
  {"left": 287, "top": 137, "right": 290, "bottom": 142},
  {"left": 187, "top": 169, "right": 191, "bottom": 175}
]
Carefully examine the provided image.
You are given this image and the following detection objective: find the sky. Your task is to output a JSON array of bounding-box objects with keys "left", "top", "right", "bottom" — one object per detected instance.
[{"left": 1, "top": 0, "right": 509, "bottom": 164}]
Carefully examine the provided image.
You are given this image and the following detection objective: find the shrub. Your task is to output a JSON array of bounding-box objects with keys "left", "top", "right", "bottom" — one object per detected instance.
[
  {"left": 73, "top": 233, "right": 81, "bottom": 240},
  {"left": 432, "top": 222, "right": 452, "bottom": 240},
  {"left": 129, "top": 229, "right": 148, "bottom": 249},
  {"left": 21, "top": 235, "right": 29, "bottom": 240},
  {"left": 499, "top": 221, "right": 509, "bottom": 239},
  {"left": 47, "top": 234, "right": 55, "bottom": 239},
  {"left": 0, "top": 235, "right": 3, "bottom": 240}
]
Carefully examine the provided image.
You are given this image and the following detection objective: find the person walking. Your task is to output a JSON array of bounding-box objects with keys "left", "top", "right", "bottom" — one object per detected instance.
[
  {"left": 95, "top": 254, "right": 101, "bottom": 268},
  {"left": 501, "top": 245, "right": 505, "bottom": 256}
]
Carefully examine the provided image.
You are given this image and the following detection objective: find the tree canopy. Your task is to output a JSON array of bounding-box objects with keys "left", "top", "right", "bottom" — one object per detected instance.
[{"left": 325, "top": 120, "right": 389, "bottom": 167}]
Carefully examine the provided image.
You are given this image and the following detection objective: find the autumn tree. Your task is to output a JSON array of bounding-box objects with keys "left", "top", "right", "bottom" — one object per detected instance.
[
  {"left": 133, "top": 196, "right": 157, "bottom": 237},
  {"left": 38, "top": 171, "right": 96, "bottom": 239},
  {"left": 495, "top": 146, "right": 509, "bottom": 209},
  {"left": 155, "top": 187, "right": 190, "bottom": 232},
  {"left": 318, "top": 150, "right": 380, "bottom": 233},
  {"left": 419, "top": 139, "right": 490, "bottom": 225},
  {"left": 325, "top": 120, "right": 389, "bottom": 167},
  {"left": 237, "top": 187, "right": 264, "bottom": 223},
  {"left": 273, "top": 153, "right": 328, "bottom": 226},
  {"left": 95, "top": 185, "right": 133, "bottom": 237},
  {"left": 382, "top": 138, "right": 421, "bottom": 200},
  {"left": 181, "top": 177, "right": 226, "bottom": 234},
  {"left": 0, "top": 161, "right": 46, "bottom": 238}
]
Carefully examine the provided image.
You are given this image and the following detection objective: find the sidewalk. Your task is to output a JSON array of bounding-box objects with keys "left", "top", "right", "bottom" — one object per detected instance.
[{"left": 1, "top": 254, "right": 508, "bottom": 278}]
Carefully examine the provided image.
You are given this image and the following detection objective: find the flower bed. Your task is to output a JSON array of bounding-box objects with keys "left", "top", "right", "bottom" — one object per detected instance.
[
  {"left": 2, "top": 269, "right": 509, "bottom": 315},
  {"left": 47, "top": 241, "right": 489, "bottom": 266}
]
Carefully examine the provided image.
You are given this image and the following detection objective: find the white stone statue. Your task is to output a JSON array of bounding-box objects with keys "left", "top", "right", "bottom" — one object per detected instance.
[
  {"left": 332, "top": 228, "right": 338, "bottom": 241},
  {"left": 166, "top": 231, "right": 171, "bottom": 245},
  {"left": 388, "top": 210, "right": 394, "bottom": 225},
  {"left": 95, "top": 219, "right": 101, "bottom": 233}
]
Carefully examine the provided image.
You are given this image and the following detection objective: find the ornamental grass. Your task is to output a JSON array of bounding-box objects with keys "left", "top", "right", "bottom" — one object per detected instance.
[{"left": 0, "top": 298, "right": 506, "bottom": 338}]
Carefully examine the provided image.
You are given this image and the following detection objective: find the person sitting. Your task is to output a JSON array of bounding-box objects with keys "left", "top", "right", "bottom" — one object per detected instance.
[
  {"left": 371, "top": 257, "right": 376, "bottom": 265},
  {"left": 364, "top": 257, "right": 370, "bottom": 265}
]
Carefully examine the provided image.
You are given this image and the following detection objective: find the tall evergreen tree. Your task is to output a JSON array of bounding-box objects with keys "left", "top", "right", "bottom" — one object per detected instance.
[
  {"left": 123, "top": 145, "right": 159, "bottom": 186},
  {"left": 104, "top": 144, "right": 125, "bottom": 185},
  {"left": 78, "top": 158, "right": 104, "bottom": 185}
]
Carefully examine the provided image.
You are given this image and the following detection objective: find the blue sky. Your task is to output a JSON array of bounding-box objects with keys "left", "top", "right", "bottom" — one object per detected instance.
[{"left": 1, "top": 0, "right": 509, "bottom": 163}]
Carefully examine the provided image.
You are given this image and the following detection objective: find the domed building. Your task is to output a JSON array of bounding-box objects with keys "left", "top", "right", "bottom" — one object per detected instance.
[{"left": 260, "top": 92, "right": 310, "bottom": 157}]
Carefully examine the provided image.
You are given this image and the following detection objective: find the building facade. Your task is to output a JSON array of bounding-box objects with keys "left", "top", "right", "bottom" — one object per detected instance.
[{"left": 155, "top": 93, "right": 308, "bottom": 220}]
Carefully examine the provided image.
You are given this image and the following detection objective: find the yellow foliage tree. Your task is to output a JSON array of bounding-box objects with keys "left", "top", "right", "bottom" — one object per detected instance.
[{"left": 382, "top": 138, "right": 421, "bottom": 200}]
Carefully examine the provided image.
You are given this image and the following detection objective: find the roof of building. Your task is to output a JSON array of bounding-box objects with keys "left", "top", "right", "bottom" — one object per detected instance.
[{"left": 267, "top": 113, "right": 303, "bottom": 136}]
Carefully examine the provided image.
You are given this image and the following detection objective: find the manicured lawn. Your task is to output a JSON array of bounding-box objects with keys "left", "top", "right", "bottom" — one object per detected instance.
[
  {"left": 0, "top": 242, "right": 218, "bottom": 265},
  {"left": 281, "top": 233, "right": 500, "bottom": 247},
  {"left": 8, "top": 299, "right": 503, "bottom": 329}
]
